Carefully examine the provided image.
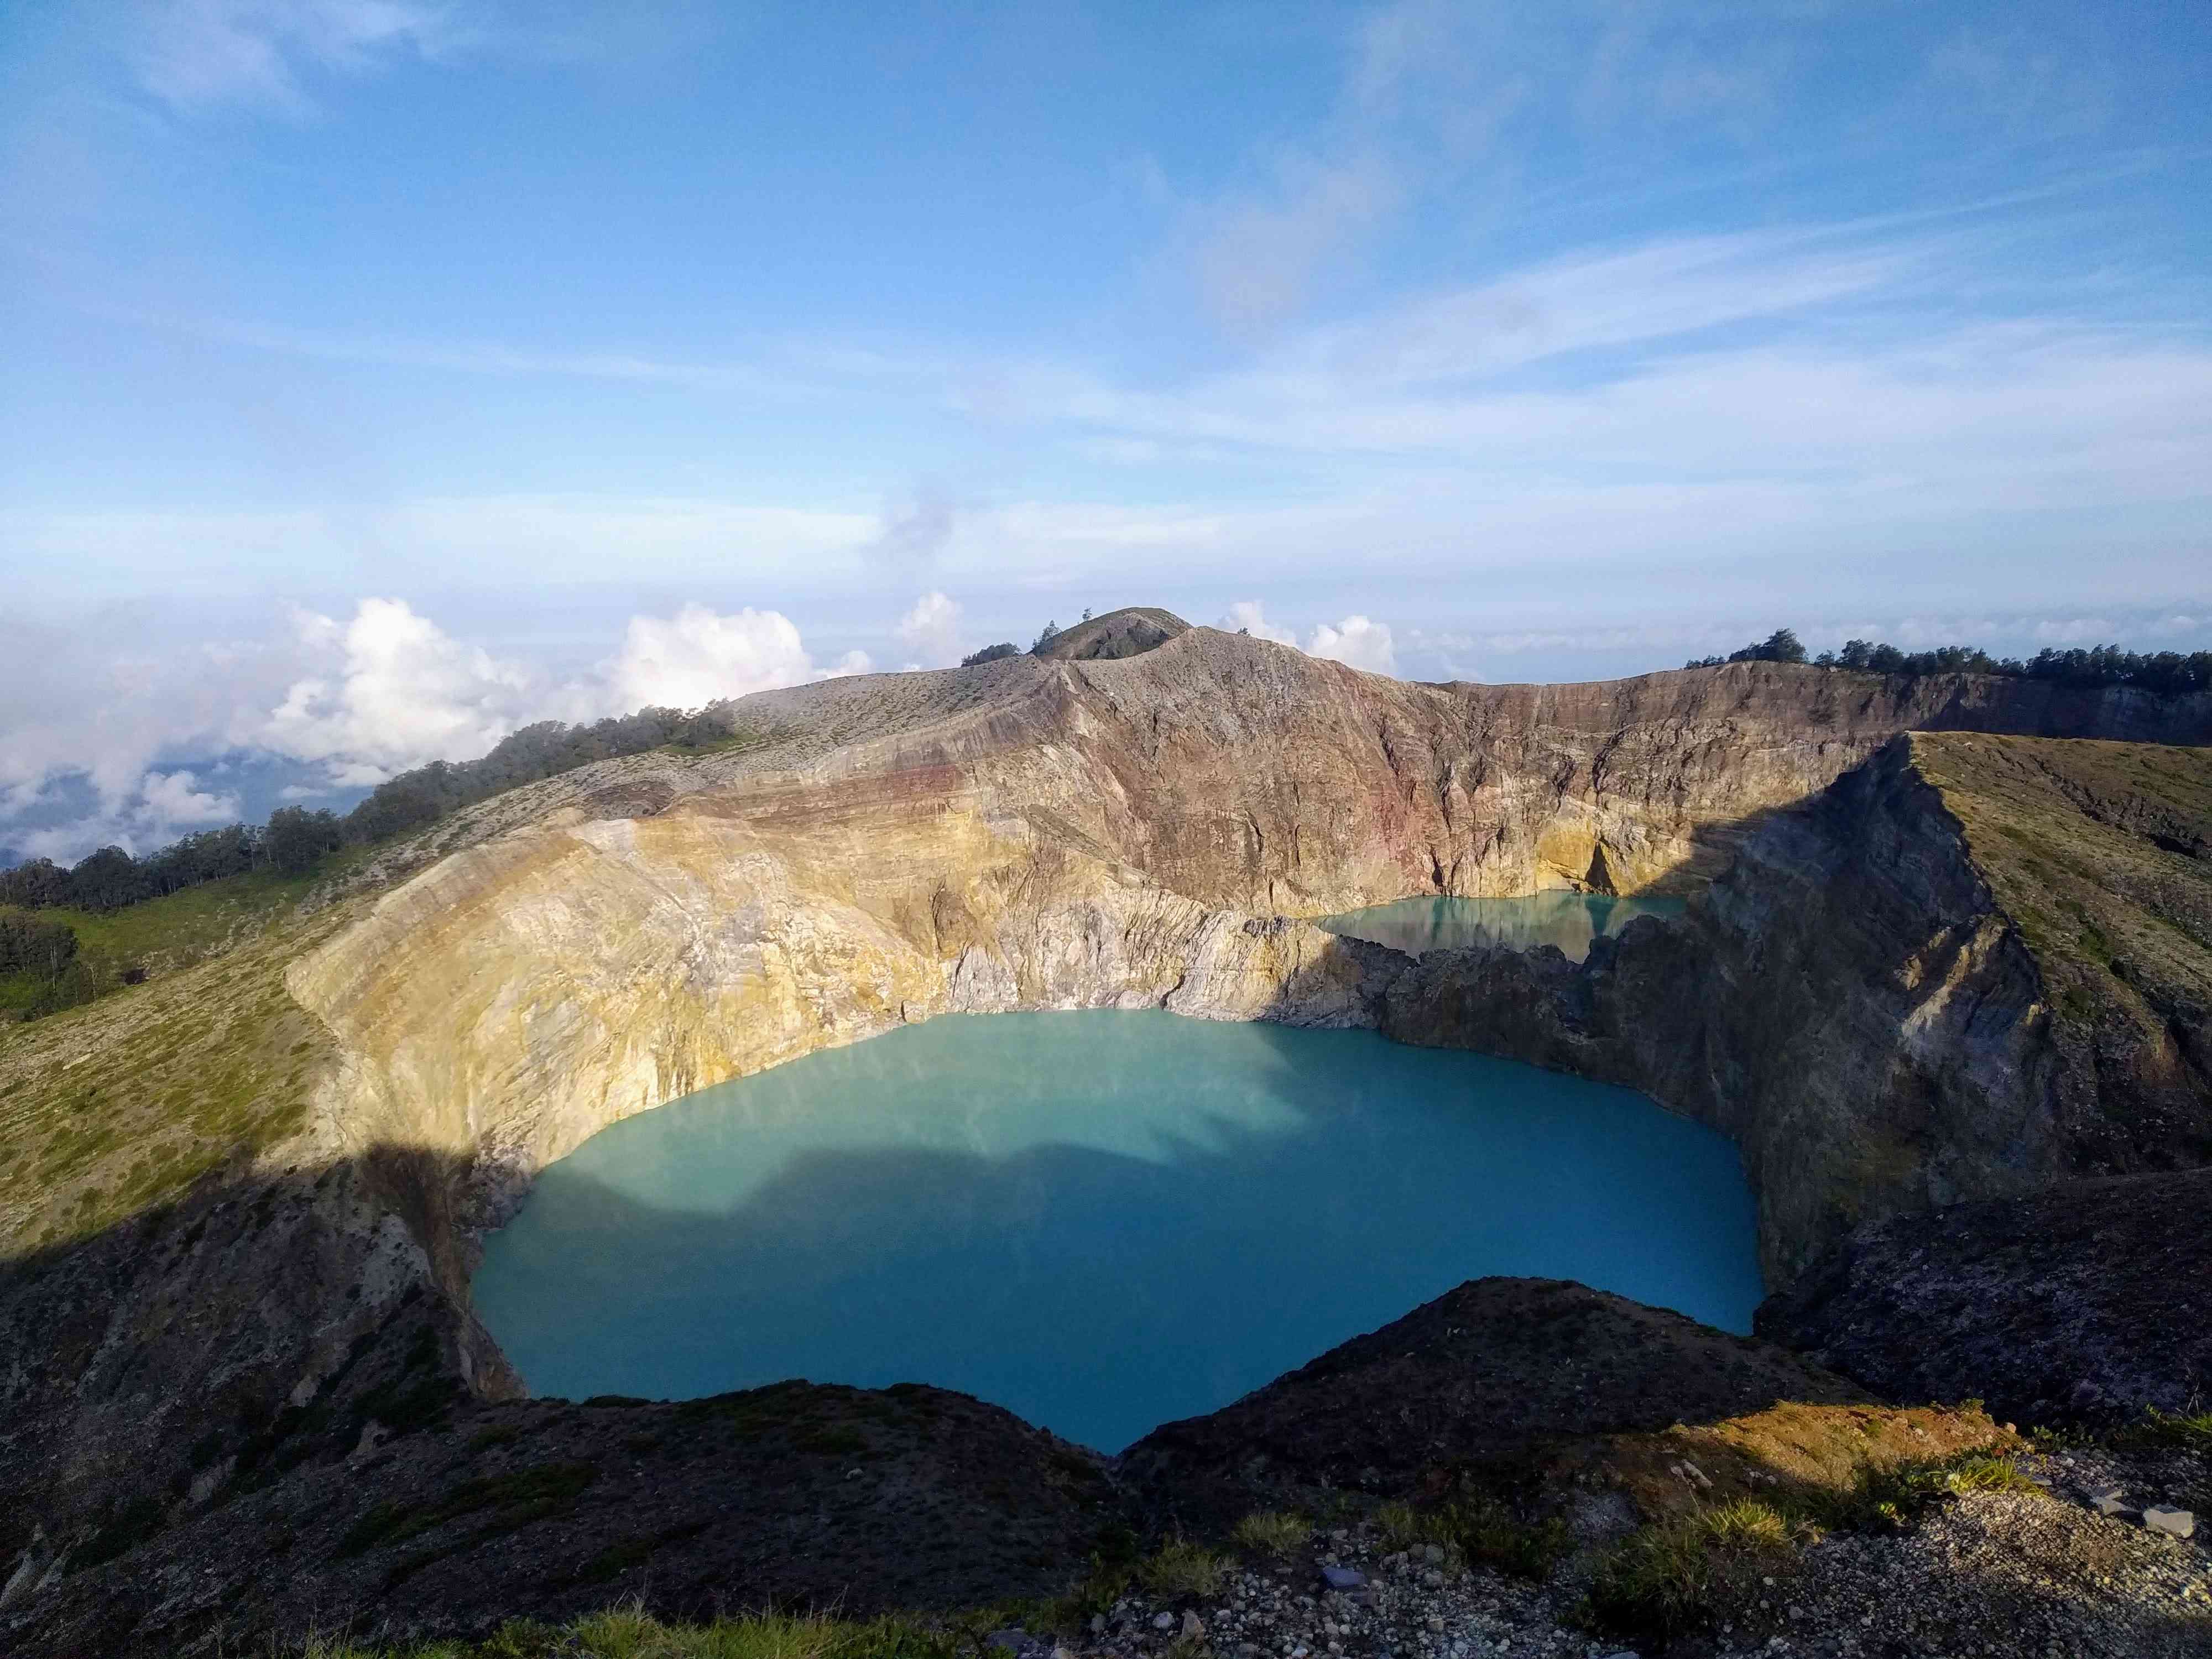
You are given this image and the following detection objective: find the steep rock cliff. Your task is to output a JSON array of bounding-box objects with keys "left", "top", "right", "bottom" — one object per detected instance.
[{"left": 1380, "top": 734, "right": 2212, "bottom": 1282}]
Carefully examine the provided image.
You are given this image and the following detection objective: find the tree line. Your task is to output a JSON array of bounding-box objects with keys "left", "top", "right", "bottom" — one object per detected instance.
[
  {"left": 0, "top": 705, "right": 709, "bottom": 915},
  {"left": 0, "top": 911, "right": 92, "bottom": 1020},
  {"left": 1688, "top": 629, "right": 2212, "bottom": 696}
]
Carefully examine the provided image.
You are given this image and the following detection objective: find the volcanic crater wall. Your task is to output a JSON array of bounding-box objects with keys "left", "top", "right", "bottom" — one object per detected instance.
[
  {"left": 288, "top": 634, "right": 2211, "bottom": 1298},
  {"left": 6, "top": 633, "right": 2209, "bottom": 1568}
]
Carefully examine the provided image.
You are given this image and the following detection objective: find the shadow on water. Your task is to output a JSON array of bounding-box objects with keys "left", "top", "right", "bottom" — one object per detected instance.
[
  {"left": 474, "top": 1011, "right": 1765, "bottom": 1454},
  {"left": 1315, "top": 891, "right": 1689, "bottom": 963},
  {"left": 3, "top": 1128, "right": 2203, "bottom": 1658}
]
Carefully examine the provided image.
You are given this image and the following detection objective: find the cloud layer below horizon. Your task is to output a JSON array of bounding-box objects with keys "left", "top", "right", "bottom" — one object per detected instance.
[{"left": 0, "top": 593, "right": 1425, "bottom": 862}]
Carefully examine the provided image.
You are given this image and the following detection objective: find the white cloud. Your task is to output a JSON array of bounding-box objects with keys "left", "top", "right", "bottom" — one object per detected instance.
[
  {"left": 262, "top": 598, "right": 534, "bottom": 786},
  {"left": 892, "top": 591, "right": 965, "bottom": 669},
  {"left": 1215, "top": 603, "right": 1397, "bottom": 675},
  {"left": 254, "top": 597, "right": 870, "bottom": 790},
  {"left": 132, "top": 0, "right": 460, "bottom": 114},
  {"left": 138, "top": 768, "right": 241, "bottom": 827},
  {"left": 1219, "top": 601, "right": 1298, "bottom": 646},
  {"left": 1306, "top": 615, "right": 1397, "bottom": 675},
  {"left": 600, "top": 604, "right": 827, "bottom": 714}
]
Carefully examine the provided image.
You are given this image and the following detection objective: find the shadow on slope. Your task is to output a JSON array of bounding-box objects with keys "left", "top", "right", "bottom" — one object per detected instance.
[{"left": 0, "top": 1144, "right": 1120, "bottom": 1657}]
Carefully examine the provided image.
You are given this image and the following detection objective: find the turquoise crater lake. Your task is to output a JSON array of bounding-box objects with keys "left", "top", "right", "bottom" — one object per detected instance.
[{"left": 474, "top": 1009, "right": 1761, "bottom": 1453}]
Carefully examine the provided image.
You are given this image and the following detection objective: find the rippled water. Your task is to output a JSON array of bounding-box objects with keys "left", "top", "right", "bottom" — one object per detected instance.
[
  {"left": 473, "top": 1009, "right": 1759, "bottom": 1452},
  {"left": 1318, "top": 890, "right": 1687, "bottom": 962}
]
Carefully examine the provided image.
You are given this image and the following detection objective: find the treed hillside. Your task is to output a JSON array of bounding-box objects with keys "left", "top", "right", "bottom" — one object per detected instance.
[
  {"left": 0, "top": 706, "right": 728, "bottom": 915},
  {"left": 1693, "top": 629, "right": 2212, "bottom": 694}
]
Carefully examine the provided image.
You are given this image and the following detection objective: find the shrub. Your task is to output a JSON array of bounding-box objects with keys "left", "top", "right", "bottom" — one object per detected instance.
[
  {"left": 1373, "top": 1500, "right": 1431, "bottom": 1554},
  {"left": 1232, "top": 1510, "right": 1312, "bottom": 1553},
  {"left": 2114, "top": 1408, "right": 2212, "bottom": 1455},
  {"left": 1441, "top": 1498, "right": 1572, "bottom": 1580},
  {"left": 1139, "top": 1536, "right": 1231, "bottom": 1599},
  {"left": 1940, "top": 1455, "right": 2045, "bottom": 1497},
  {"left": 1583, "top": 1499, "right": 1795, "bottom": 1641}
]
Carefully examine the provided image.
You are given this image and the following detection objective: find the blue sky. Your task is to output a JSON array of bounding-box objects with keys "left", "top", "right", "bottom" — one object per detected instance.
[{"left": 3, "top": 1, "right": 2210, "bottom": 860}]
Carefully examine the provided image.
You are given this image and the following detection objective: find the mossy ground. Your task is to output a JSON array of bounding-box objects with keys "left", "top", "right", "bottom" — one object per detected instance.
[
  {"left": 1911, "top": 733, "right": 2212, "bottom": 1038},
  {"left": 0, "top": 867, "right": 371, "bottom": 1254}
]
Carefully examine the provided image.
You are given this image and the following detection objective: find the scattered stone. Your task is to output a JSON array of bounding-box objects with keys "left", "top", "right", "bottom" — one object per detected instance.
[
  {"left": 2142, "top": 1506, "right": 2195, "bottom": 1540},
  {"left": 988, "top": 1631, "right": 1027, "bottom": 1652},
  {"left": 2092, "top": 1489, "right": 2136, "bottom": 1519},
  {"left": 1320, "top": 1564, "right": 1365, "bottom": 1590},
  {"left": 1152, "top": 1612, "right": 1175, "bottom": 1631},
  {"left": 1182, "top": 1611, "right": 1206, "bottom": 1640}
]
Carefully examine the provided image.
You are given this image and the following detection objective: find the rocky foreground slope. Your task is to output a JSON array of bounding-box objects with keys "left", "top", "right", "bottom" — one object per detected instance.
[{"left": 2, "top": 615, "right": 2210, "bottom": 1652}]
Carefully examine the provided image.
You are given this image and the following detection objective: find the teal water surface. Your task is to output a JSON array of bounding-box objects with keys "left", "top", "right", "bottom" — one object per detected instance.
[
  {"left": 1319, "top": 891, "right": 1687, "bottom": 962},
  {"left": 473, "top": 1010, "right": 1760, "bottom": 1453}
]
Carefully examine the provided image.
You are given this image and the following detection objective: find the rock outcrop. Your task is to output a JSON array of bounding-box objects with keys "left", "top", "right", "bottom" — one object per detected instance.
[
  {"left": 1033, "top": 606, "right": 1191, "bottom": 660},
  {"left": 1756, "top": 1167, "right": 2212, "bottom": 1427},
  {"left": 1121, "top": 1277, "right": 1875, "bottom": 1528},
  {"left": 1379, "top": 732, "right": 2212, "bottom": 1282}
]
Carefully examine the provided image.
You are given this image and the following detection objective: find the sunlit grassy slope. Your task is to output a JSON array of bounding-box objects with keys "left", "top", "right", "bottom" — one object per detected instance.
[
  {"left": 0, "top": 867, "right": 369, "bottom": 1255},
  {"left": 1911, "top": 733, "right": 2212, "bottom": 1034}
]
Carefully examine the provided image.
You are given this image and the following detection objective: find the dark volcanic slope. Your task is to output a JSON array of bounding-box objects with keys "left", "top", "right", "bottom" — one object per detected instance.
[
  {"left": 1121, "top": 1277, "right": 1870, "bottom": 1525},
  {"left": 3, "top": 1375, "right": 1114, "bottom": 1657},
  {"left": 1757, "top": 1168, "right": 2212, "bottom": 1428}
]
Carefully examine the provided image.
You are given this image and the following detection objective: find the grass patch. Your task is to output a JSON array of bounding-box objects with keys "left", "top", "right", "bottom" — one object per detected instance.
[
  {"left": 297, "top": 1606, "right": 961, "bottom": 1658},
  {"left": 1137, "top": 1536, "right": 1231, "bottom": 1599},
  {"left": 2111, "top": 1408, "right": 2212, "bottom": 1455},
  {"left": 0, "top": 886, "right": 364, "bottom": 1251},
  {"left": 1230, "top": 1509, "right": 1312, "bottom": 1554},
  {"left": 1811, "top": 1450, "right": 2048, "bottom": 1533},
  {"left": 1438, "top": 1498, "right": 1573, "bottom": 1580},
  {"left": 1572, "top": 1397, "right": 2038, "bottom": 1646},
  {"left": 1582, "top": 1499, "right": 1798, "bottom": 1642},
  {"left": 1373, "top": 1500, "right": 1430, "bottom": 1554}
]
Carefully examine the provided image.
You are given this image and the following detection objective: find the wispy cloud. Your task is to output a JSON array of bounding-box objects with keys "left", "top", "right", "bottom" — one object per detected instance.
[{"left": 130, "top": 0, "right": 462, "bottom": 114}]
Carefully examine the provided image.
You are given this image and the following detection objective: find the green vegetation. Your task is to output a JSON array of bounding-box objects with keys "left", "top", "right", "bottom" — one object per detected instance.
[
  {"left": 1368, "top": 1496, "right": 1565, "bottom": 1580},
  {"left": 1230, "top": 1509, "right": 1312, "bottom": 1553},
  {"left": 1583, "top": 1498, "right": 1798, "bottom": 1642},
  {"left": 1580, "top": 1442, "right": 2046, "bottom": 1641},
  {"left": 0, "top": 877, "right": 361, "bottom": 1251},
  {"left": 1439, "top": 1498, "right": 1573, "bottom": 1580},
  {"left": 958, "top": 643, "right": 1020, "bottom": 667},
  {"left": 1912, "top": 734, "right": 2212, "bottom": 1045},
  {"left": 1136, "top": 1536, "right": 1231, "bottom": 1599},
  {"left": 2110, "top": 1407, "right": 2212, "bottom": 1455},
  {"left": 1373, "top": 1500, "right": 1427, "bottom": 1554},
  {"left": 296, "top": 1606, "right": 962, "bottom": 1659},
  {"left": 1687, "top": 629, "right": 2212, "bottom": 692},
  {"left": 0, "top": 706, "right": 709, "bottom": 918}
]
